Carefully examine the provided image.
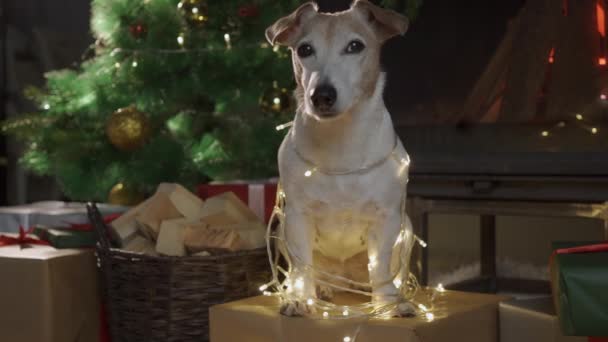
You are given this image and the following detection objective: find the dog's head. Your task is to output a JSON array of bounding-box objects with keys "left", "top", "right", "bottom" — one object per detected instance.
[{"left": 266, "top": 0, "right": 408, "bottom": 120}]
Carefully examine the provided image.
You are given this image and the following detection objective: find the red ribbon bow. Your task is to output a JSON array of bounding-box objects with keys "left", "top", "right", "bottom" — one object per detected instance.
[
  {"left": 66, "top": 213, "right": 121, "bottom": 231},
  {"left": 0, "top": 226, "right": 50, "bottom": 247}
]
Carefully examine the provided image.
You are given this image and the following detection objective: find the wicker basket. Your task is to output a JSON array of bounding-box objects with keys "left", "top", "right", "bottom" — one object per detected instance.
[{"left": 87, "top": 202, "right": 270, "bottom": 342}]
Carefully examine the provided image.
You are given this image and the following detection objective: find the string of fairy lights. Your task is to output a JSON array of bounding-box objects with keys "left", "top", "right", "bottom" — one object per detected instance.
[
  {"left": 256, "top": 122, "right": 448, "bottom": 341},
  {"left": 540, "top": 112, "right": 600, "bottom": 137}
]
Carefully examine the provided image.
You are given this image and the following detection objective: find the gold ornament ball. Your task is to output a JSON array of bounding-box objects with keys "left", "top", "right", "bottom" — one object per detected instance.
[
  {"left": 259, "top": 87, "right": 294, "bottom": 114},
  {"left": 178, "top": 0, "right": 209, "bottom": 28},
  {"left": 106, "top": 106, "right": 151, "bottom": 151},
  {"left": 108, "top": 183, "right": 144, "bottom": 206}
]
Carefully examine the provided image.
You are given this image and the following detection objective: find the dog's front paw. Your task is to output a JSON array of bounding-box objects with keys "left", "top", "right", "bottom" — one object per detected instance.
[
  {"left": 392, "top": 302, "right": 417, "bottom": 318},
  {"left": 280, "top": 300, "right": 316, "bottom": 317}
]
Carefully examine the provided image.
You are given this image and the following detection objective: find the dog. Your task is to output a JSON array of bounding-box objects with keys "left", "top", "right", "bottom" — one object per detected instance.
[{"left": 266, "top": 0, "right": 415, "bottom": 317}]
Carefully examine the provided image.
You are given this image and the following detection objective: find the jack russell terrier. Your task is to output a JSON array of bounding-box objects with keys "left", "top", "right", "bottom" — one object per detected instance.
[{"left": 266, "top": 0, "right": 415, "bottom": 317}]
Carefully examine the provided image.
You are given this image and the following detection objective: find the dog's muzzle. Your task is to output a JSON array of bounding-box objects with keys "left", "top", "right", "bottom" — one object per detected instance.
[{"left": 311, "top": 84, "right": 337, "bottom": 113}]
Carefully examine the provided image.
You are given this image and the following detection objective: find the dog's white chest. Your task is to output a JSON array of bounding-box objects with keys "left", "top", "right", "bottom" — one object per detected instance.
[
  {"left": 307, "top": 199, "right": 382, "bottom": 260},
  {"left": 280, "top": 137, "right": 409, "bottom": 261}
]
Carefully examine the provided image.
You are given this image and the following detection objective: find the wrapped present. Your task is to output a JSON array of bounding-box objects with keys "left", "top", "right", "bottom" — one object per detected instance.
[
  {"left": 184, "top": 222, "right": 243, "bottom": 252},
  {"left": 0, "top": 201, "right": 126, "bottom": 233},
  {"left": 550, "top": 241, "right": 608, "bottom": 337},
  {"left": 110, "top": 183, "right": 204, "bottom": 245},
  {"left": 122, "top": 234, "right": 157, "bottom": 255},
  {"left": 0, "top": 239, "right": 100, "bottom": 342},
  {"left": 197, "top": 180, "right": 278, "bottom": 223},
  {"left": 500, "top": 297, "right": 586, "bottom": 342},
  {"left": 155, "top": 217, "right": 192, "bottom": 256},
  {"left": 32, "top": 225, "right": 97, "bottom": 248},
  {"left": 183, "top": 191, "right": 266, "bottom": 252},
  {"left": 210, "top": 291, "right": 506, "bottom": 342},
  {"left": 110, "top": 183, "right": 266, "bottom": 256}
]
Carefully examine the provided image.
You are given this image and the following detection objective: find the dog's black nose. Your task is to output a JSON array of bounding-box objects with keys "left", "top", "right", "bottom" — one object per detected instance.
[{"left": 311, "top": 84, "right": 337, "bottom": 111}]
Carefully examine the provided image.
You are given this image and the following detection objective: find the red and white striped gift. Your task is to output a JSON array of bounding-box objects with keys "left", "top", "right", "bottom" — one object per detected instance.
[{"left": 197, "top": 180, "right": 278, "bottom": 223}]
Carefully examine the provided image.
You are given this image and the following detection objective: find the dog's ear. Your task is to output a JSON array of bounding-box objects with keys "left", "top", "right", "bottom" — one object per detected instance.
[
  {"left": 352, "top": 0, "right": 409, "bottom": 42},
  {"left": 265, "top": 2, "right": 318, "bottom": 46}
]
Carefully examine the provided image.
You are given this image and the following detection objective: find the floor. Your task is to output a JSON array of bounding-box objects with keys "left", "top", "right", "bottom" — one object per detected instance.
[{"left": 427, "top": 213, "right": 604, "bottom": 287}]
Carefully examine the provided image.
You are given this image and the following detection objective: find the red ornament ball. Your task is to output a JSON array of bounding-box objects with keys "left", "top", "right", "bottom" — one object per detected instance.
[
  {"left": 129, "top": 23, "right": 147, "bottom": 39},
  {"left": 238, "top": 4, "right": 259, "bottom": 18}
]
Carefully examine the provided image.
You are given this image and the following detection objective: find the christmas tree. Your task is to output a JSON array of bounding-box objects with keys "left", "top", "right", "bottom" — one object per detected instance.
[{"left": 3, "top": 0, "right": 419, "bottom": 204}]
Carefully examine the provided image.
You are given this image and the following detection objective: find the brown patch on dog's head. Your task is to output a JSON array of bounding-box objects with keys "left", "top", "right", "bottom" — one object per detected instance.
[
  {"left": 265, "top": 2, "right": 318, "bottom": 46},
  {"left": 352, "top": 0, "right": 409, "bottom": 42},
  {"left": 266, "top": 1, "right": 409, "bottom": 119}
]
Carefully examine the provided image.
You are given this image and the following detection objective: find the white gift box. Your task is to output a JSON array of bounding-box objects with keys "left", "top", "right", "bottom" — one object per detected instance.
[{"left": 0, "top": 201, "right": 127, "bottom": 233}]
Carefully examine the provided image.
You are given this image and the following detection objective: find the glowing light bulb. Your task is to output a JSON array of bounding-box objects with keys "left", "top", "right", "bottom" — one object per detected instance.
[
  {"left": 323, "top": 311, "right": 329, "bottom": 318},
  {"left": 592, "top": 127, "right": 598, "bottom": 134},
  {"left": 395, "top": 232, "right": 404, "bottom": 245},
  {"left": 425, "top": 312, "right": 435, "bottom": 321},
  {"left": 436, "top": 283, "right": 446, "bottom": 293},
  {"left": 576, "top": 114, "right": 583, "bottom": 120},
  {"left": 306, "top": 298, "right": 314, "bottom": 305},
  {"left": 114, "top": 62, "right": 121, "bottom": 68},
  {"left": 132, "top": 60, "right": 138, "bottom": 67},
  {"left": 393, "top": 278, "right": 402, "bottom": 288},
  {"left": 541, "top": 131, "right": 549, "bottom": 137},
  {"left": 275, "top": 121, "right": 293, "bottom": 131},
  {"left": 368, "top": 255, "right": 377, "bottom": 271},
  {"left": 342, "top": 309, "right": 349, "bottom": 316},
  {"left": 224, "top": 33, "right": 232, "bottom": 49},
  {"left": 42, "top": 103, "right": 50, "bottom": 110},
  {"left": 304, "top": 170, "right": 313, "bottom": 177},
  {"left": 601, "top": 94, "right": 607, "bottom": 100},
  {"left": 192, "top": 7, "right": 199, "bottom": 14},
  {"left": 294, "top": 277, "right": 304, "bottom": 290},
  {"left": 177, "top": 35, "right": 185, "bottom": 46},
  {"left": 344, "top": 337, "right": 352, "bottom": 342}
]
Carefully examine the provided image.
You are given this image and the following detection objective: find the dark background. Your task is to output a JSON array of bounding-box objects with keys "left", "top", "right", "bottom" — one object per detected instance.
[
  {"left": 318, "top": 0, "right": 526, "bottom": 124},
  {"left": 0, "top": 0, "right": 527, "bottom": 204}
]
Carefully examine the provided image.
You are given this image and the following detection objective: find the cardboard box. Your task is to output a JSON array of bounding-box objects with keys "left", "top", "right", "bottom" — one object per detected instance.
[
  {"left": 0, "top": 244, "right": 100, "bottom": 342},
  {"left": 500, "top": 297, "right": 586, "bottom": 342},
  {"left": 210, "top": 291, "right": 506, "bottom": 342}
]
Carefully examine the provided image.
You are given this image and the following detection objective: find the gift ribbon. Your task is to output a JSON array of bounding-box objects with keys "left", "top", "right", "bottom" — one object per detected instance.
[
  {"left": 589, "top": 337, "right": 608, "bottom": 342},
  {"left": 66, "top": 213, "right": 121, "bottom": 231},
  {"left": 549, "top": 242, "right": 608, "bottom": 267},
  {"left": 555, "top": 243, "right": 608, "bottom": 255},
  {"left": 0, "top": 226, "right": 50, "bottom": 247}
]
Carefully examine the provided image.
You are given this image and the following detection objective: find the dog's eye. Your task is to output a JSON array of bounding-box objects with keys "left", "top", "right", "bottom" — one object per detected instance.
[
  {"left": 297, "top": 43, "right": 315, "bottom": 58},
  {"left": 344, "top": 40, "right": 365, "bottom": 54}
]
